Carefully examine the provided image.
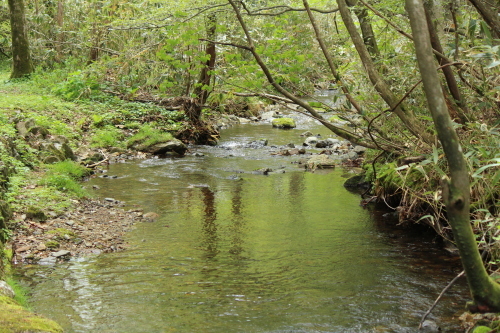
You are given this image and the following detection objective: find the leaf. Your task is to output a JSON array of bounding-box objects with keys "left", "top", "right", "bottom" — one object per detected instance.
[
  {"left": 432, "top": 145, "right": 439, "bottom": 164},
  {"left": 472, "top": 163, "right": 500, "bottom": 177},
  {"left": 486, "top": 60, "right": 500, "bottom": 68}
]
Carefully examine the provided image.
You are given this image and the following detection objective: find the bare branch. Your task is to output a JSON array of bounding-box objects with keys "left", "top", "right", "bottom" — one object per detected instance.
[{"left": 239, "top": 1, "right": 338, "bottom": 16}]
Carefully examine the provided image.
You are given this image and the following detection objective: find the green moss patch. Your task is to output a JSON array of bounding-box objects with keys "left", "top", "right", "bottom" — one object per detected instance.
[
  {"left": 0, "top": 298, "right": 63, "bottom": 333},
  {"left": 271, "top": 117, "right": 296, "bottom": 129}
]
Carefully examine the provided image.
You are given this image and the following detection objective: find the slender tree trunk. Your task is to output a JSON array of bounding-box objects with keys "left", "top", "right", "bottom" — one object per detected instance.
[
  {"left": 193, "top": 13, "right": 217, "bottom": 106},
  {"left": 345, "top": 0, "right": 380, "bottom": 58},
  {"left": 55, "top": 0, "right": 64, "bottom": 62},
  {"left": 8, "top": 0, "right": 33, "bottom": 78},
  {"left": 337, "top": 0, "right": 434, "bottom": 145},
  {"left": 423, "top": 2, "right": 469, "bottom": 123},
  {"left": 406, "top": 0, "right": 500, "bottom": 312}
]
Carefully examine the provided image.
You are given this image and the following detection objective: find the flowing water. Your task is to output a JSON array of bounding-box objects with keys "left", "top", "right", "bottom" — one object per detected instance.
[{"left": 16, "top": 114, "right": 470, "bottom": 332}]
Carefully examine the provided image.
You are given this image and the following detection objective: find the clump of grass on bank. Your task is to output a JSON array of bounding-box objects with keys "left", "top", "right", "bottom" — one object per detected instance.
[
  {"left": 90, "top": 125, "right": 125, "bottom": 148},
  {"left": 39, "top": 160, "right": 90, "bottom": 198},
  {"left": 127, "top": 124, "right": 173, "bottom": 148},
  {"left": 5, "top": 277, "right": 30, "bottom": 309}
]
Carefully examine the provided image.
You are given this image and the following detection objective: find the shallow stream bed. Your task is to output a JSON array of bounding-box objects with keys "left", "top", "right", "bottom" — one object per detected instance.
[{"left": 17, "top": 118, "right": 470, "bottom": 332}]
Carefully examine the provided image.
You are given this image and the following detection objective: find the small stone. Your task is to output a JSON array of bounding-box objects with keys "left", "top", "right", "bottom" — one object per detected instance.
[
  {"left": 15, "top": 246, "right": 30, "bottom": 253},
  {"left": 143, "top": 212, "right": 159, "bottom": 222},
  {"left": 104, "top": 198, "right": 116, "bottom": 202},
  {"left": 51, "top": 250, "right": 70, "bottom": 257},
  {"left": 37, "top": 243, "right": 47, "bottom": 251},
  {"left": 65, "top": 220, "right": 75, "bottom": 226}
]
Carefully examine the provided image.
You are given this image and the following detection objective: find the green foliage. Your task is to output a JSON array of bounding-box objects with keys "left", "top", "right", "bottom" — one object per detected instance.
[
  {"left": 39, "top": 161, "right": 90, "bottom": 198},
  {"left": 47, "top": 228, "right": 76, "bottom": 240},
  {"left": 45, "top": 160, "right": 90, "bottom": 180},
  {"left": 45, "top": 240, "right": 60, "bottom": 249},
  {"left": 90, "top": 125, "right": 125, "bottom": 148},
  {"left": 5, "top": 277, "right": 30, "bottom": 309},
  {"left": 127, "top": 125, "right": 173, "bottom": 148},
  {"left": 52, "top": 70, "right": 102, "bottom": 100}
]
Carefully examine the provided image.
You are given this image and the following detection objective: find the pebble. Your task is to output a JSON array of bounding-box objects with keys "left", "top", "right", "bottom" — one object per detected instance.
[
  {"left": 51, "top": 250, "right": 71, "bottom": 257},
  {"left": 37, "top": 243, "right": 47, "bottom": 251}
]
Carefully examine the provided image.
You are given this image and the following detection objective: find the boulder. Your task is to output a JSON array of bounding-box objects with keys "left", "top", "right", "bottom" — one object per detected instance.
[
  {"left": 260, "top": 111, "right": 277, "bottom": 120},
  {"left": 326, "top": 138, "right": 340, "bottom": 146},
  {"left": 303, "top": 136, "right": 319, "bottom": 146},
  {"left": 300, "top": 131, "right": 313, "bottom": 137},
  {"left": 272, "top": 118, "right": 296, "bottom": 129},
  {"left": 315, "top": 140, "right": 329, "bottom": 148},
  {"left": 305, "top": 155, "right": 336, "bottom": 170},
  {"left": 340, "top": 151, "right": 359, "bottom": 162},
  {"left": 238, "top": 118, "right": 251, "bottom": 124},
  {"left": 0, "top": 281, "right": 15, "bottom": 298},
  {"left": 352, "top": 145, "right": 367, "bottom": 155},
  {"left": 141, "top": 139, "right": 187, "bottom": 156}
]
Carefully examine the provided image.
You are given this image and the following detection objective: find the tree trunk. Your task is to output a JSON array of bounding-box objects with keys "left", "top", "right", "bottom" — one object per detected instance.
[
  {"left": 337, "top": 0, "right": 434, "bottom": 145},
  {"left": 345, "top": 0, "right": 380, "bottom": 58},
  {"left": 468, "top": 0, "right": 500, "bottom": 39},
  {"left": 406, "top": 0, "right": 500, "bottom": 312},
  {"left": 55, "top": 0, "right": 64, "bottom": 62},
  {"left": 228, "top": 0, "right": 382, "bottom": 150},
  {"left": 8, "top": 0, "right": 33, "bottom": 78},
  {"left": 193, "top": 13, "right": 217, "bottom": 106}
]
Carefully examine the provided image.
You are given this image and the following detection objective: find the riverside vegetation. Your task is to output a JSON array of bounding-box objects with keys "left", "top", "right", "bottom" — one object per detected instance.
[{"left": 1, "top": 0, "right": 500, "bottom": 331}]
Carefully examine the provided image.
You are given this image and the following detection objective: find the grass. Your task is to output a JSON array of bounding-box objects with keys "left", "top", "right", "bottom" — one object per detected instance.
[
  {"left": 127, "top": 124, "right": 174, "bottom": 148},
  {"left": 90, "top": 125, "right": 125, "bottom": 148}
]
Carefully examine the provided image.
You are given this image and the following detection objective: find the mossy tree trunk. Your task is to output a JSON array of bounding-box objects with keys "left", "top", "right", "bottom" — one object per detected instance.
[
  {"left": 8, "top": 0, "right": 33, "bottom": 78},
  {"left": 406, "top": 0, "right": 500, "bottom": 312}
]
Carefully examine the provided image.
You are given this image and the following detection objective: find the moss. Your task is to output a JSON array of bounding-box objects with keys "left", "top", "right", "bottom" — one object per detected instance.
[
  {"left": 271, "top": 117, "right": 296, "bottom": 129},
  {"left": 25, "top": 206, "right": 47, "bottom": 222},
  {"left": 0, "top": 297, "right": 63, "bottom": 333},
  {"left": 44, "top": 240, "right": 60, "bottom": 249},
  {"left": 472, "top": 326, "right": 493, "bottom": 333},
  {"left": 49, "top": 228, "right": 75, "bottom": 241},
  {"left": 127, "top": 125, "right": 173, "bottom": 149}
]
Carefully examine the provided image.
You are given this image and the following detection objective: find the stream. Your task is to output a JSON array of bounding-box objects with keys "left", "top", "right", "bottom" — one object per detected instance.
[{"left": 16, "top": 110, "right": 470, "bottom": 332}]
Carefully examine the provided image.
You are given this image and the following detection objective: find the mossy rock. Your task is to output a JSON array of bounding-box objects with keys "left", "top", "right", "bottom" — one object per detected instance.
[
  {"left": 473, "top": 326, "right": 493, "bottom": 333},
  {"left": 344, "top": 174, "right": 366, "bottom": 188},
  {"left": 26, "top": 206, "right": 47, "bottom": 222},
  {"left": 0, "top": 296, "right": 63, "bottom": 333},
  {"left": 272, "top": 118, "right": 296, "bottom": 129}
]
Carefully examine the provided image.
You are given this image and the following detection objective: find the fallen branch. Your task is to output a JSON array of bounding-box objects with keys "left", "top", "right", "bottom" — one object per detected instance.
[{"left": 419, "top": 270, "right": 465, "bottom": 329}]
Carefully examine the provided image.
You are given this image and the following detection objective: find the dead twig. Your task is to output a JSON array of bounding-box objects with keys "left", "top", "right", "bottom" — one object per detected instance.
[{"left": 419, "top": 270, "right": 465, "bottom": 329}]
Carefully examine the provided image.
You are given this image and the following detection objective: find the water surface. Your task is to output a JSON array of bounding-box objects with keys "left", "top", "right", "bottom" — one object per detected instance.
[{"left": 18, "top": 120, "right": 469, "bottom": 332}]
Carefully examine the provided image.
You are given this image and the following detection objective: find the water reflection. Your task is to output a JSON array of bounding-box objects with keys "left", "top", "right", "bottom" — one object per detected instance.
[{"left": 201, "top": 187, "right": 219, "bottom": 259}]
